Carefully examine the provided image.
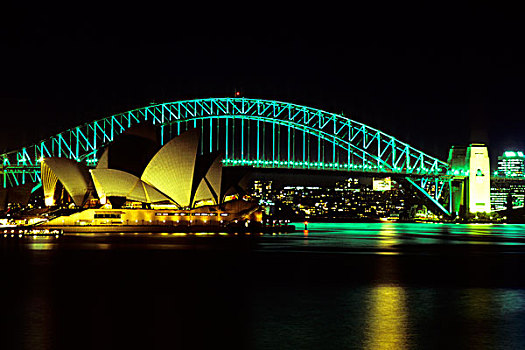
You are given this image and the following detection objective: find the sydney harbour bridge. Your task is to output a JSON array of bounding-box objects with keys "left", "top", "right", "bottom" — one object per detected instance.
[{"left": 0, "top": 98, "right": 470, "bottom": 216}]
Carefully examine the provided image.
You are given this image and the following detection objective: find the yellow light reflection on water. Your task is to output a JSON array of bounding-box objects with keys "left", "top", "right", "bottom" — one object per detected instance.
[
  {"left": 461, "top": 288, "right": 496, "bottom": 349},
  {"left": 27, "top": 243, "right": 56, "bottom": 250},
  {"left": 464, "top": 288, "right": 491, "bottom": 320},
  {"left": 364, "top": 285, "right": 408, "bottom": 350},
  {"left": 378, "top": 224, "right": 400, "bottom": 254},
  {"left": 94, "top": 243, "right": 111, "bottom": 250}
]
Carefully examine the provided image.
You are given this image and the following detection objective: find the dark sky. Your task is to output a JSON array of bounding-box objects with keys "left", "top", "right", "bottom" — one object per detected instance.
[{"left": 1, "top": 3, "right": 524, "bottom": 164}]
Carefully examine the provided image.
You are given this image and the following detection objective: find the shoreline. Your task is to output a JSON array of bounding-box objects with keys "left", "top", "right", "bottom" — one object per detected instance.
[{"left": 2, "top": 223, "right": 296, "bottom": 235}]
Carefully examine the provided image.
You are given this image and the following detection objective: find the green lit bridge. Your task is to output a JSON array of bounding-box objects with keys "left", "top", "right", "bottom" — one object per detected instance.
[{"left": 0, "top": 98, "right": 460, "bottom": 215}]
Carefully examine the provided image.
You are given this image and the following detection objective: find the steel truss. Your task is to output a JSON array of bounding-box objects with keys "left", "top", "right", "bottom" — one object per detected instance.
[{"left": 0, "top": 98, "right": 453, "bottom": 214}]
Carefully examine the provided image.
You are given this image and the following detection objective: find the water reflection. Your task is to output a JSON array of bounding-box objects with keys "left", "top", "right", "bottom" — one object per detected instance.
[
  {"left": 462, "top": 288, "right": 495, "bottom": 349},
  {"left": 94, "top": 243, "right": 111, "bottom": 250},
  {"left": 364, "top": 285, "right": 408, "bottom": 349},
  {"left": 498, "top": 289, "right": 525, "bottom": 313},
  {"left": 286, "top": 222, "right": 525, "bottom": 253},
  {"left": 26, "top": 237, "right": 57, "bottom": 251},
  {"left": 459, "top": 288, "right": 525, "bottom": 349},
  {"left": 495, "top": 289, "right": 525, "bottom": 347},
  {"left": 4, "top": 224, "right": 525, "bottom": 349},
  {"left": 377, "top": 223, "right": 400, "bottom": 254},
  {"left": 23, "top": 294, "right": 55, "bottom": 349},
  {"left": 27, "top": 243, "right": 56, "bottom": 250}
]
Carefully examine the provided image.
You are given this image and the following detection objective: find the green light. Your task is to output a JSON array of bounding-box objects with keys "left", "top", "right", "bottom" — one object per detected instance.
[{"left": 505, "top": 151, "right": 517, "bottom": 157}]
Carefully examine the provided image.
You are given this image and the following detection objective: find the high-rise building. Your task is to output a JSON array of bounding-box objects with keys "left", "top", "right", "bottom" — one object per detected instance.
[
  {"left": 497, "top": 151, "right": 525, "bottom": 178},
  {"left": 253, "top": 180, "right": 273, "bottom": 201},
  {"left": 491, "top": 179, "right": 525, "bottom": 211},
  {"left": 491, "top": 151, "right": 525, "bottom": 211}
]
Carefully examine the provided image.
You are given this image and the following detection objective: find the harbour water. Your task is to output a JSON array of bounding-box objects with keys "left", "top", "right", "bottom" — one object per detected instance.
[{"left": 2, "top": 223, "right": 525, "bottom": 349}]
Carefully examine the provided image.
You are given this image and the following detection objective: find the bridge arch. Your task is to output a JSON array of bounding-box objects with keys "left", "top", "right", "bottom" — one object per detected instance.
[{"left": 0, "top": 98, "right": 449, "bottom": 188}]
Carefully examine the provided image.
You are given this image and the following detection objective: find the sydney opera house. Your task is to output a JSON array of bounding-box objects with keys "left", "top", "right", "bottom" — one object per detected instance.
[{"left": 34, "top": 126, "right": 261, "bottom": 232}]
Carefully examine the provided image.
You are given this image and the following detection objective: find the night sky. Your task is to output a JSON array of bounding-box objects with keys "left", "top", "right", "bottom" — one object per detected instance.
[{"left": 1, "top": 3, "right": 524, "bottom": 164}]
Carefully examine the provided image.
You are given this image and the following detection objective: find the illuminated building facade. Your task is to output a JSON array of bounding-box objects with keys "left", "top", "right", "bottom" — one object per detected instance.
[
  {"left": 448, "top": 144, "right": 491, "bottom": 214},
  {"left": 35, "top": 127, "right": 260, "bottom": 231},
  {"left": 497, "top": 151, "right": 525, "bottom": 178},
  {"left": 490, "top": 151, "right": 525, "bottom": 211},
  {"left": 41, "top": 128, "right": 224, "bottom": 209},
  {"left": 490, "top": 179, "right": 525, "bottom": 211},
  {"left": 466, "top": 144, "right": 491, "bottom": 213},
  {"left": 253, "top": 180, "right": 273, "bottom": 202},
  {"left": 41, "top": 158, "right": 93, "bottom": 207}
]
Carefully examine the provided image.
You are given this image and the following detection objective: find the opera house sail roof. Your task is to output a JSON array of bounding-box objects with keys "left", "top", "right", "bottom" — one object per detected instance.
[
  {"left": 90, "top": 169, "right": 172, "bottom": 204},
  {"left": 95, "top": 124, "right": 159, "bottom": 177},
  {"left": 41, "top": 158, "right": 92, "bottom": 206},
  {"left": 141, "top": 128, "right": 200, "bottom": 208},
  {"left": 192, "top": 154, "right": 222, "bottom": 206},
  {"left": 40, "top": 127, "right": 228, "bottom": 209}
]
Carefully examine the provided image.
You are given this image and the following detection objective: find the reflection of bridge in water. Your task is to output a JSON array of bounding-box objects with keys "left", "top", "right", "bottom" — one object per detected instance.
[{"left": 0, "top": 97, "right": 512, "bottom": 217}]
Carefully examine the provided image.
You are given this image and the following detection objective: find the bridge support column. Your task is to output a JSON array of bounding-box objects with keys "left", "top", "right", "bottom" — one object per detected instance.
[{"left": 450, "top": 178, "right": 466, "bottom": 218}]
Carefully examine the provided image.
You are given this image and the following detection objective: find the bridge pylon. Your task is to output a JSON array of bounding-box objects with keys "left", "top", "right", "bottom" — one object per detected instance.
[{"left": 447, "top": 143, "right": 491, "bottom": 217}]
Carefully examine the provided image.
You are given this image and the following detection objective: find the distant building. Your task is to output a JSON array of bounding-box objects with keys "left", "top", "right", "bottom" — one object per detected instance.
[
  {"left": 497, "top": 151, "right": 525, "bottom": 178},
  {"left": 251, "top": 177, "right": 409, "bottom": 220},
  {"left": 253, "top": 180, "right": 273, "bottom": 202},
  {"left": 490, "top": 151, "right": 525, "bottom": 211},
  {"left": 491, "top": 179, "right": 525, "bottom": 211}
]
